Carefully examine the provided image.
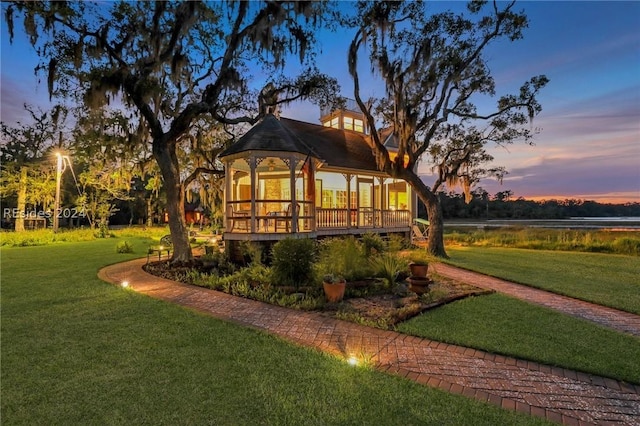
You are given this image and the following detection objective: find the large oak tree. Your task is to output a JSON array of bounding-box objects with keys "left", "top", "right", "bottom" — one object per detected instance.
[
  {"left": 5, "top": 1, "right": 338, "bottom": 262},
  {"left": 348, "top": 0, "right": 548, "bottom": 257}
]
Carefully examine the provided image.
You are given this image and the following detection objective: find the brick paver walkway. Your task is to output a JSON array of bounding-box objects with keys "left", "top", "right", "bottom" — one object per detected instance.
[
  {"left": 431, "top": 263, "right": 640, "bottom": 337},
  {"left": 99, "top": 259, "right": 640, "bottom": 426}
]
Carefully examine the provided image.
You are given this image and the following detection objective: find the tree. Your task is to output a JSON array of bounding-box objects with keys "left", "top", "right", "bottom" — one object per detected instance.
[
  {"left": 0, "top": 104, "right": 68, "bottom": 230},
  {"left": 348, "top": 0, "right": 548, "bottom": 257},
  {"left": 5, "top": 1, "right": 338, "bottom": 262},
  {"left": 71, "top": 108, "right": 147, "bottom": 228}
]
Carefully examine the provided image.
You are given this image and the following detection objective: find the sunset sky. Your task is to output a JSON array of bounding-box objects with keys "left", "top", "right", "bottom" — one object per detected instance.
[{"left": 1, "top": 1, "right": 639, "bottom": 204}]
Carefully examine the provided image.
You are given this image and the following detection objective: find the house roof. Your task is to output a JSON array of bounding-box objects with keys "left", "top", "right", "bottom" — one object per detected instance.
[
  {"left": 220, "top": 114, "right": 383, "bottom": 173},
  {"left": 280, "top": 117, "right": 379, "bottom": 172},
  {"left": 219, "top": 114, "right": 318, "bottom": 159}
]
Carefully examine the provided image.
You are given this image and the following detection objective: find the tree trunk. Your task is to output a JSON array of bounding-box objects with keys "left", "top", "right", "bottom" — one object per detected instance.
[
  {"left": 15, "top": 166, "right": 28, "bottom": 232},
  {"left": 146, "top": 197, "right": 154, "bottom": 227},
  {"left": 424, "top": 194, "right": 447, "bottom": 258},
  {"left": 401, "top": 170, "right": 449, "bottom": 258},
  {"left": 153, "top": 141, "right": 193, "bottom": 263}
]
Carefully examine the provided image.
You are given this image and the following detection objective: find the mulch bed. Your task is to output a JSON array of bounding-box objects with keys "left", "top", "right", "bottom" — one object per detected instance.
[
  {"left": 143, "top": 259, "right": 493, "bottom": 329},
  {"left": 328, "top": 277, "right": 492, "bottom": 328}
]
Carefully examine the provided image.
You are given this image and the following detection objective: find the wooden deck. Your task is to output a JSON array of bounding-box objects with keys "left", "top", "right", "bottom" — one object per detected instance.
[{"left": 224, "top": 207, "right": 411, "bottom": 241}]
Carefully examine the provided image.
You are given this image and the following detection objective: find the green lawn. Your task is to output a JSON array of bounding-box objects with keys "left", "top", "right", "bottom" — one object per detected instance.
[
  {"left": 396, "top": 246, "right": 640, "bottom": 384},
  {"left": 398, "top": 293, "right": 640, "bottom": 384},
  {"left": 1, "top": 239, "right": 548, "bottom": 425},
  {"left": 445, "top": 247, "right": 640, "bottom": 314}
]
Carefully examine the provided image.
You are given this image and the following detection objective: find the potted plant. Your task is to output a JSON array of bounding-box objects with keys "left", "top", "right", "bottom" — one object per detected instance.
[
  {"left": 408, "top": 254, "right": 429, "bottom": 277},
  {"left": 322, "top": 273, "right": 346, "bottom": 302}
]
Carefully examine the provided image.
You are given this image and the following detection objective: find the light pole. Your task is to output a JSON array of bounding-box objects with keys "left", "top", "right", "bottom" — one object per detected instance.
[
  {"left": 53, "top": 153, "right": 63, "bottom": 232},
  {"left": 53, "top": 153, "right": 71, "bottom": 232}
]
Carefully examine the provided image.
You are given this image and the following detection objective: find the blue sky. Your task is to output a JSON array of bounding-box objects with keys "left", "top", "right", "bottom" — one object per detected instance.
[
  {"left": 2, "top": 1, "right": 639, "bottom": 203},
  {"left": 281, "top": 1, "right": 640, "bottom": 203}
]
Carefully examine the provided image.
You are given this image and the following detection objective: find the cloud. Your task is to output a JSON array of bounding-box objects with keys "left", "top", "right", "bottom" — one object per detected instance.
[{"left": 478, "top": 150, "right": 640, "bottom": 202}]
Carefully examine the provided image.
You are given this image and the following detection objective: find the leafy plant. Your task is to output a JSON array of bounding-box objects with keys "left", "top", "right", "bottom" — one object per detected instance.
[
  {"left": 322, "top": 273, "right": 345, "bottom": 284},
  {"left": 315, "top": 236, "right": 372, "bottom": 282},
  {"left": 115, "top": 240, "right": 134, "bottom": 253},
  {"left": 385, "top": 233, "right": 407, "bottom": 252},
  {"left": 240, "top": 241, "right": 264, "bottom": 265},
  {"left": 370, "top": 253, "right": 408, "bottom": 288},
  {"left": 361, "top": 232, "right": 385, "bottom": 256},
  {"left": 94, "top": 222, "right": 113, "bottom": 238},
  {"left": 270, "top": 238, "right": 316, "bottom": 288},
  {"left": 408, "top": 251, "right": 430, "bottom": 266}
]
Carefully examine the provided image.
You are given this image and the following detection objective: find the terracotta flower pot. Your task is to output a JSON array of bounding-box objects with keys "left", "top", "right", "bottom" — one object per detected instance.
[
  {"left": 409, "top": 263, "right": 429, "bottom": 278},
  {"left": 323, "top": 280, "right": 346, "bottom": 302},
  {"left": 407, "top": 276, "right": 431, "bottom": 295}
]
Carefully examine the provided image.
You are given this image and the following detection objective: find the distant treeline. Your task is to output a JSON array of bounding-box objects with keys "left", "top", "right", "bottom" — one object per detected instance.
[{"left": 418, "top": 190, "right": 640, "bottom": 219}]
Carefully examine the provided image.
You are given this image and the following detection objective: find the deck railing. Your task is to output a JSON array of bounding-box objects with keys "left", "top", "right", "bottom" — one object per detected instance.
[{"left": 226, "top": 200, "right": 409, "bottom": 233}]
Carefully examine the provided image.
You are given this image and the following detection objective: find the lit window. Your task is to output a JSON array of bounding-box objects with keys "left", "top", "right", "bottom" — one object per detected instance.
[
  {"left": 323, "top": 121, "right": 331, "bottom": 127},
  {"left": 330, "top": 117, "right": 339, "bottom": 129},
  {"left": 343, "top": 116, "right": 354, "bottom": 130},
  {"left": 354, "top": 119, "right": 364, "bottom": 133}
]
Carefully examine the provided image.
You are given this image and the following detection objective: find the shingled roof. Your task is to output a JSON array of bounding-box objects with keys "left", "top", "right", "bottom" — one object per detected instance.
[
  {"left": 219, "top": 114, "right": 318, "bottom": 158},
  {"left": 220, "top": 114, "right": 382, "bottom": 174}
]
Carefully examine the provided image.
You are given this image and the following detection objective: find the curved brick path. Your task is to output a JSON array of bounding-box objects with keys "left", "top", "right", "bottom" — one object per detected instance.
[
  {"left": 431, "top": 263, "right": 640, "bottom": 337},
  {"left": 99, "top": 259, "right": 640, "bottom": 426}
]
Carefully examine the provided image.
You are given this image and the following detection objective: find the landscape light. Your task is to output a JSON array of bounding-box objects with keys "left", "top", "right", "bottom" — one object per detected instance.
[
  {"left": 121, "top": 281, "right": 129, "bottom": 288},
  {"left": 347, "top": 356, "right": 359, "bottom": 366}
]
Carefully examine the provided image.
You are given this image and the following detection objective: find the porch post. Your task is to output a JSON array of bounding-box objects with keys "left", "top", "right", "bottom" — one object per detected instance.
[
  {"left": 250, "top": 157, "right": 257, "bottom": 233},
  {"left": 225, "top": 160, "right": 232, "bottom": 231},
  {"left": 378, "top": 176, "right": 384, "bottom": 227},
  {"left": 306, "top": 160, "right": 316, "bottom": 231},
  {"left": 289, "top": 157, "right": 298, "bottom": 233},
  {"left": 346, "top": 173, "right": 352, "bottom": 229}
]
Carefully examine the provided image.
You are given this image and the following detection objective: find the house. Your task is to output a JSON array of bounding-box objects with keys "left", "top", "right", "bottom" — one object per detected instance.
[{"left": 218, "top": 102, "right": 414, "bottom": 251}]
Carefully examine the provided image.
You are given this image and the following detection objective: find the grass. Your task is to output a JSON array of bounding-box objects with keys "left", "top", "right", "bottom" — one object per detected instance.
[
  {"left": 0, "top": 226, "right": 170, "bottom": 247},
  {"left": 444, "top": 246, "right": 640, "bottom": 314},
  {"left": 1, "top": 240, "right": 548, "bottom": 425},
  {"left": 398, "top": 293, "right": 640, "bottom": 384},
  {"left": 444, "top": 228, "right": 640, "bottom": 255}
]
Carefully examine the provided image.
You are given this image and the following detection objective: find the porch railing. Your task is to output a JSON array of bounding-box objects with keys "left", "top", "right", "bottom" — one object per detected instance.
[
  {"left": 316, "top": 208, "right": 410, "bottom": 229},
  {"left": 226, "top": 200, "right": 410, "bottom": 233}
]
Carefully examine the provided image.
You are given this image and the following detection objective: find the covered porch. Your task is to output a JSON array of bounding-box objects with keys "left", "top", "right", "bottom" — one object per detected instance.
[
  {"left": 218, "top": 114, "right": 413, "bottom": 243},
  {"left": 222, "top": 153, "right": 412, "bottom": 241}
]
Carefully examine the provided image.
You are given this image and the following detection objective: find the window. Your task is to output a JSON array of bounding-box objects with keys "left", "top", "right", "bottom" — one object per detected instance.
[
  {"left": 354, "top": 119, "right": 364, "bottom": 133},
  {"left": 330, "top": 117, "right": 339, "bottom": 129},
  {"left": 323, "top": 121, "right": 331, "bottom": 127},
  {"left": 322, "top": 189, "right": 333, "bottom": 208},
  {"left": 343, "top": 116, "right": 353, "bottom": 131}
]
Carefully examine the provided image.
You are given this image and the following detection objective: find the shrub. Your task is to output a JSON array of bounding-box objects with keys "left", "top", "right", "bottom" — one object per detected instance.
[
  {"left": 370, "top": 253, "right": 408, "bottom": 288},
  {"left": 95, "top": 223, "right": 114, "bottom": 238},
  {"left": 386, "top": 233, "right": 406, "bottom": 252},
  {"left": 612, "top": 237, "right": 640, "bottom": 256},
  {"left": 115, "top": 240, "right": 134, "bottom": 253},
  {"left": 112, "top": 226, "right": 169, "bottom": 239},
  {"left": 361, "top": 232, "right": 385, "bottom": 256},
  {"left": 270, "top": 238, "right": 316, "bottom": 288},
  {"left": 315, "top": 236, "right": 372, "bottom": 282},
  {"left": 0, "top": 228, "right": 99, "bottom": 247},
  {"left": 239, "top": 241, "right": 264, "bottom": 265}
]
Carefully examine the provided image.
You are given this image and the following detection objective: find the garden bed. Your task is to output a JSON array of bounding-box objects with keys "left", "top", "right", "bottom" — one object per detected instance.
[{"left": 143, "top": 259, "right": 492, "bottom": 329}]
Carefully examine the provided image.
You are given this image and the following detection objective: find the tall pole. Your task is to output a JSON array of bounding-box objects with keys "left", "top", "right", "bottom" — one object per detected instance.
[{"left": 53, "top": 153, "right": 62, "bottom": 232}]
